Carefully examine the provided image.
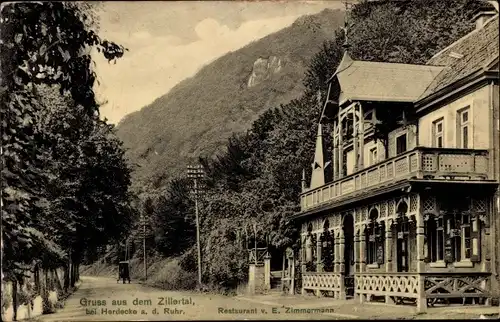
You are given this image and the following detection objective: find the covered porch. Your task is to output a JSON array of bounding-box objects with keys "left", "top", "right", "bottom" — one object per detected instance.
[{"left": 296, "top": 183, "right": 495, "bottom": 312}]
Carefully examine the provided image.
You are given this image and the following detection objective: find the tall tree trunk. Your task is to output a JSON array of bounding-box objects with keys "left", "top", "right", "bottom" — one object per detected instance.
[
  {"left": 12, "top": 279, "right": 18, "bottom": 322},
  {"left": 34, "top": 265, "right": 41, "bottom": 295},
  {"left": 76, "top": 261, "right": 80, "bottom": 283},
  {"left": 63, "top": 262, "right": 70, "bottom": 292}
]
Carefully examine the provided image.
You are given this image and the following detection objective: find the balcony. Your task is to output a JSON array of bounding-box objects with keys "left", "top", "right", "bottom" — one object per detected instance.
[{"left": 300, "top": 147, "right": 490, "bottom": 212}]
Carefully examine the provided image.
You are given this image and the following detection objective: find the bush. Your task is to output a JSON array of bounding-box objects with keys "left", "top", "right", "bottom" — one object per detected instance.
[
  {"left": 203, "top": 241, "right": 248, "bottom": 292},
  {"left": 179, "top": 247, "right": 197, "bottom": 273},
  {"left": 147, "top": 258, "right": 197, "bottom": 291}
]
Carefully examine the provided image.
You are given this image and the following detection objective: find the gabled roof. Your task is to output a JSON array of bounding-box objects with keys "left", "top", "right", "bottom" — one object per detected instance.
[
  {"left": 329, "top": 53, "right": 443, "bottom": 105},
  {"left": 419, "top": 15, "right": 499, "bottom": 100}
]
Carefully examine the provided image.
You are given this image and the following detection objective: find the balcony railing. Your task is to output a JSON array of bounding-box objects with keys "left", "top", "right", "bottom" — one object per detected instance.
[{"left": 300, "top": 147, "right": 489, "bottom": 212}]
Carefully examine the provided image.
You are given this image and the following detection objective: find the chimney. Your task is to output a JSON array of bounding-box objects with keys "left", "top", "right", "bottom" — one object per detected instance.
[{"left": 473, "top": 1, "right": 498, "bottom": 30}]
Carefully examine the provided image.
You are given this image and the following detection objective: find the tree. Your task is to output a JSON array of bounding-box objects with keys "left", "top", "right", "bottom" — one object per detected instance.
[
  {"left": 152, "top": 178, "right": 195, "bottom": 256},
  {"left": 1, "top": 1, "right": 130, "bottom": 285}
]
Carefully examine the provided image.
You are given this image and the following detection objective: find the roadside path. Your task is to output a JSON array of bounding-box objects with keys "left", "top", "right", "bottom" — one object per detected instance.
[{"left": 35, "top": 276, "right": 499, "bottom": 321}]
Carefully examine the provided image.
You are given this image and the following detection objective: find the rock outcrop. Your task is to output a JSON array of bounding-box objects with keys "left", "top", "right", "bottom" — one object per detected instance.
[{"left": 247, "top": 56, "right": 282, "bottom": 88}]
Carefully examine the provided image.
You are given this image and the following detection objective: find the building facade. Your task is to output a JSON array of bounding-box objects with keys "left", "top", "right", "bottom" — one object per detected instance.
[{"left": 289, "top": 11, "right": 499, "bottom": 312}]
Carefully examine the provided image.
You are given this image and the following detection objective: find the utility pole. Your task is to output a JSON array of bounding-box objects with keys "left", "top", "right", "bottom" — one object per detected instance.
[
  {"left": 143, "top": 215, "right": 147, "bottom": 280},
  {"left": 253, "top": 222, "right": 257, "bottom": 265},
  {"left": 187, "top": 164, "right": 205, "bottom": 288}
]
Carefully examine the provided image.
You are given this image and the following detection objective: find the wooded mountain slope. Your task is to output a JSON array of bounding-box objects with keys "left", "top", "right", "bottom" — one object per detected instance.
[{"left": 115, "top": 9, "right": 345, "bottom": 191}]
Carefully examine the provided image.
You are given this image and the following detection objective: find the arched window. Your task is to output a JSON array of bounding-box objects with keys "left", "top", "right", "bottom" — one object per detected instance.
[
  {"left": 304, "top": 223, "right": 317, "bottom": 271},
  {"left": 395, "top": 201, "right": 410, "bottom": 272},
  {"left": 305, "top": 223, "right": 313, "bottom": 263},
  {"left": 320, "top": 220, "right": 334, "bottom": 272},
  {"left": 366, "top": 208, "right": 384, "bottom": 265}
]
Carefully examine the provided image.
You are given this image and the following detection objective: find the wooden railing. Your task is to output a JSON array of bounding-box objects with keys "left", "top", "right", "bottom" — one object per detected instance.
[
  {"left": 423, "top": 272, "right": 490, "bottom": 301},
  {"left": 302, "top": 272, "right": 343, "bottom": 291},
  {"left": 355, "top": 272, "right": 420, "bottom": 299},
  {"left": 301, "top": 147, "right": 489, "bottom": 212}
]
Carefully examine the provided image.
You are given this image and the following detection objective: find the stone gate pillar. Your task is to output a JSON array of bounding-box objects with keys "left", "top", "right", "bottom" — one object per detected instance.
[
  {"left": 248, "top": 263, "right": 265, "bottom": 295},
  {"left": 264, "top": 254, "right": 271, "bottom": 291}
]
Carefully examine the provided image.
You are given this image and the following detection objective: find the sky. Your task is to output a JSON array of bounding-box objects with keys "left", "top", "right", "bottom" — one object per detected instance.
[{"left": 92, "top": 0, "right": 345, "bottom": 124}]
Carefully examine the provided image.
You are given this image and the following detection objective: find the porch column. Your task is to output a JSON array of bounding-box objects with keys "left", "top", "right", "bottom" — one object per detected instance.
[
  {"left": 315, "top": 232, "right": 322, "bottom": 297},
  {"left": 339, "top": 228, "right": 346, "bottom": 299},
  {"left": 316, "top": 232, "right": 323, "bottom": 272},
  {"left": 354, "top": 225, "right": 361, "bottom": 299},
  {"left": 358, "top": 224, "right": 366, "bottom": 303},
  {"left": 354, "top": 227, "right": 360, "bottom": 273},
  {"left": 301, "top": 235, "right": 306, "bottom": 295},
  {"left": 358, "top": 103, "right": 365, "bottom": 169},
  {"left": 385, "top": 219, "right": 394, "bottom": 304},
  {"left": 385, "top": 219, "right": 393, "bottom": 272},
  {"left": 334, "top": 230, "right": 339, "bottom": 273},
  {"left": 415, "top": 210, "right": 427, "bottom": 313},
  {"left": 482, "top": 219, "right": 491, "bottom": 305}
]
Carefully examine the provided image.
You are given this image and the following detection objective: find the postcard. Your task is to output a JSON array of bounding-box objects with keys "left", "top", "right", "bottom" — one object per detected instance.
[{"left": 1, "top": 0, "right": 499, "bottom": 321}]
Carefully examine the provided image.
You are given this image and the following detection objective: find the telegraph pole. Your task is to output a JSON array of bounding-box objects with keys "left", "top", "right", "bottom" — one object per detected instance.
[
  {"left": 143, "top": 215, "right": 147, "bottom": 280},
  {"left": 187, "top": 164, "right": 204, "bottom": 288}
]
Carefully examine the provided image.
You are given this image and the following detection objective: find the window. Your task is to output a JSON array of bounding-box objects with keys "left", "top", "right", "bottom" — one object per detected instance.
[
  {"left": 396, "top": 133, "right": 407, "bottom": 155},
  {"left": 366, "top": 209, "right": 384, "bottom": 266},
  {"left": 395, "top": 202, "right": 411, "bottom": 272},
  {"left": 432, "top": 118, "right": 444, "bottom": 148},
  {"left": 458, "top": 107, "right": 471, "bottom": 148},
  {"left": 425, "top": 202, "right": 481, "bottom": 264},
  {"left": 320, "top": 220, "right": 334, "bottom": 272},
  {"left": 369, "top": 146, "right": 378, "bottom": 165},
  {"left": 426, "top": 215, "right": 445, "bottom": 262}
]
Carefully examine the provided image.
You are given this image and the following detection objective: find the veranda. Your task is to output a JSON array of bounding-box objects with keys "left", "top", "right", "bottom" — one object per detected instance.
[{"left": 298, "top": 190, "right": 492, "bottom": 312}]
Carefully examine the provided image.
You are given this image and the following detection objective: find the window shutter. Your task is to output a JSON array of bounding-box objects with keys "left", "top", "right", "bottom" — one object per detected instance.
[
  {"left": 376, "top": 245, "right": 384, "bottom": 265},
  {"left": 444, "top": 218, "right": 454, "bottom": 263},
  {"left": 444, "top": 238, "right": 454, "bottom": 263},
  {"left": 470, "top": 214, "right": 481, "bottom": 262},
  {"left": 423, "top": 222, "right": 430, "bottom": 263}
]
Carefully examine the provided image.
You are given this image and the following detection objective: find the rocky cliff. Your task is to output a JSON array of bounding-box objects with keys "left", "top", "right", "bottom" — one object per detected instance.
[{"left": 247, "top": 56, "right": 283, "bottom": 87}]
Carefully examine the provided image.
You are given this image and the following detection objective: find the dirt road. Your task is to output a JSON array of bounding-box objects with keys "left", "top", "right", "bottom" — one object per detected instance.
[
  {"left": 35, "top": 276, "right": 339, "bottom": 321},
  {"left": 35, "top": 276, "right": 499, "bottom": 321}
]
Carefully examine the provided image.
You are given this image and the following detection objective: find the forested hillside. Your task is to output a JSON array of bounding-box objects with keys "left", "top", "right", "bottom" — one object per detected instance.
[
  {"left": 116, "top": 8, "right": 346, "bottom": 193},
  {"left": 126, "top": 0, "right": 488, "bottom": 293}
]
